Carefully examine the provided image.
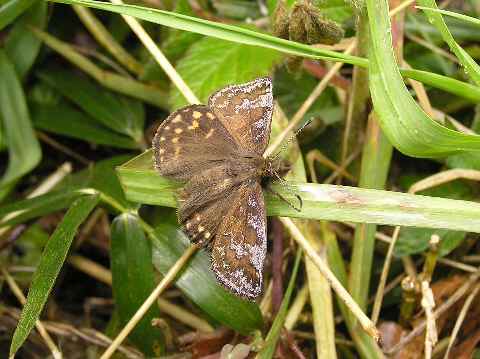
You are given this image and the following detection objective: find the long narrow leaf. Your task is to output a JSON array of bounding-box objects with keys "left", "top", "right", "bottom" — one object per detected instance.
[
  {"left": 366, "top": 0, "right": 480, "bottom": 158},
  {"left": 111, "top": 214, "right": 164, "bottom": 355},
  {"left": 9, "top": 193, "right": 99, "bottom": 357},
  {"left": 416, "top": 7, "right": 480, "bottom": 28},
  {"left": 151, "top": 223, "right": 263, "bottom": 334},
  {"left": 116, "top": 150, "right": 480, "bottom": 233},
  {"left": 417, "top": 0, "right": 480, "bottom": 86},
  {"left": 257, "top": 249, "right": 302, "bottom": 358},
  {"left": 0, "top": 50, "right": 41, "bottom": 200},
  {"left": 47, "top": 0, "right": 480, "bottom": 104},
  {"left": 0, "top": 0, "right": 36, "bottom": 30}
]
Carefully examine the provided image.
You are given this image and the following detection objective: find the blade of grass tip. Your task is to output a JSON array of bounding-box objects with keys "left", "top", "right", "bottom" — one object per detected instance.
[
  {"left": 9, "top": 193, "right": 99, "bottom": 357},
  {"left": 415, "top": 6, "right": 480, "bottom": 28},
  {"left": 416, "top": 0, "right": 480, "bottom": 86},
  {"left": 280, "top": 217, "right": 380, "bottom": 342},
  {"left": 73, "top": 5, "right": 143, "bottom": 75},
  {"left": 2, "top": 268, "right": 62, "bottom": 359},
  {"left": 109, "top": 0, "right": 199, "bottom": 105},
  {"left": 256, "top": 248, "right": 302, "bottom": 359},
  {"left": 99, "top": 244, "right": 199, "bottom": 359}
]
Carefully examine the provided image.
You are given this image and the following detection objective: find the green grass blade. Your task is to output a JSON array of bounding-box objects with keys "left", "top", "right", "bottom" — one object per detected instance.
[
  {"left": 417, "top": 0, "right": 480, "bottom": 86},
  {"left": 151, "top": 223, "right": 263, "bottom": 334},
  {"left": 257, "top": 248, "right": 302, "bottom": 359},
  {"left": 37, "top": 70, "right": 145, "bottom": 143},
  {"left": 0, "top": 190, "right": 81, "bottom": 227},
  {"left": 366, "top": 0, "right": 480, "bottom": 158},
  {"left": 9, "top": 193, "right": 99, "bottom": 357},
  {"left": 4, "top": 1, "right": 47, "bottom": 78},
  {"left": 116, "top": 150, "right": 480, "bottom": 233},
  {"left": 32, "top": 103, "right": 139, "bottom": 149},
  {"left": 111, "top": 214, "right": 165, "bottom": 356},
  {"left": 0, "top": 50, "right": 41, "bottom": 200},
  {"left": 150, "top": 223, "right": 263, "bottom": 335},
  {"left": 47, "top": 0, "right": 368, "bottom": 66},
  {"left": 416, "top": 6, "right": 480, "bottom": 27},
  {"left": 46, "top": 0, "right": 480, "bottom": 105},
  {"left": 0, "top": 0, "right": 35, "bottom": 30}
]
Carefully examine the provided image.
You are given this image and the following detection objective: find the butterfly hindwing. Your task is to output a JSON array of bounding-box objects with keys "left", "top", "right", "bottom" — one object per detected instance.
[
  {"left": 152, "top": 105, "right": 239, "bottom": 181},
  {"left": 208, "top": 77, "right": 273, "bottom": 156},
  {"left": 211, "top": 180, "right": 267, "bottom": 299}
]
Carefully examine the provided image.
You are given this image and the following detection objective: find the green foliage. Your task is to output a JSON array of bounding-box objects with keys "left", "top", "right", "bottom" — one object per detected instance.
[
  {"left": 0, "top": 50, "right": 41, "bottom": 201},
  {"left": 151, "top": 223, "right": 264, "bottom": 334},
  {"left": 9, "top": 194, "right": 99, "bottom": 357},
  {"left": 170, "top": 36, "right": 282, "bottom": 108},
  {"left": 111, "top": 214, "right": 165, "bottom": 355}
]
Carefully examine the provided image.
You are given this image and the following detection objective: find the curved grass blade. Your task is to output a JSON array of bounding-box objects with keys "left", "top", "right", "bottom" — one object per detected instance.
[
  {"left": 0, "top": 0, "right": 35, "bottom": 30},
  {"left": 9, "top": 193, "right": 99, "bottom": 357},
  {"left": 32, "top": 103, "right": 139, "bottom": 150},
  {"left": 151, "top": 223, "right": 263, "bottom": 335},
  {"left": 366, "top": 0, "right": 480, "bottom": 158},
  {"left": 257, "top": 248, "right": 302, "bottom": 359},
  {"left": 116, "top": 150, "right": 480, "bottom": 233},
  {"left": 111, "top": 213, "right": 164, "bottom": 356},
  {"left": 416, "top": 7, "right": 480, "bottom": 28},
  {"left": 48, "top": 0, "right": 480, "bottom": 104},
  {"left": 417, "top": 0, "right": 480, "bottom": 86},
  {"left": 0, "top": 50, "right": 41, "bottom": 200},
  {"left": 4, "top": 1, "right": 47, "bottom": 79},
  {"left": 37, "top": 70, "right": 145, "bottom": 143}
]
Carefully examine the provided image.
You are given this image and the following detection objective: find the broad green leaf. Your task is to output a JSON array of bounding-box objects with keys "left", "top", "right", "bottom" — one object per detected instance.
[
  {"left": 366, "top": 0, "right": 480, "bottom": 158},
  {"left": 257, "top": 249, "right": 302, "bottom": 358},
  {"left": 151, "top": 223, "right": 263, "bottom": 334},
  {"left": 111, "top": 214, "right": 164, "bottom": 355},
  {"left": 32, "top": 103, "right": 139, "bottom": 149},
  {"left": 4, "top": 1, "right": 47, "bottom": 78},
  {"left": 117, "top": 150, "right": 480, "bottom": 233},
  {"left": 0, "top": 50, "right": 41, "bottom": 200},
  {"left": 0, "top": 0, "right": 35, "bottom": 30},
  {"left": 314, "top": 0, "right": 353, "bottom": 23},
  {"left": 170, "top": 36, "right": 282, "bottom": 108},
  {"left": 37, "top": 70, "right": 145, "bottom": 143},
  {"left": 446, "top": 152, "right": 480, "bottom": 170},
  {"left": 396, "top": 227, "right": 466, "bottom": 257},
  {"left": 416, "top": 7, "right": 480, "bottom": 28},
  {"left": 47, "top": 0, "right": 480, "bottom": 105},
  {"left": 9, "top": 193, "right": 99, "bottom": 357},
  {"left": 275, "top": 69, "right": 342, "bottom": 128},
  {"left": 417, "top": 0, "right": 480, "bottom": 86}
]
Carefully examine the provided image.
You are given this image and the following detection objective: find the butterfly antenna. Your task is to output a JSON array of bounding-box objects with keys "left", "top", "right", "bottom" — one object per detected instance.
[{"left": 271, "top": 119, "right": 312, "bottom": 160}]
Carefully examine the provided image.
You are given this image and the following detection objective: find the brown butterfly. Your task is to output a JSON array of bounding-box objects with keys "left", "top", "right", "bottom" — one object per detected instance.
[{"left": 152, "top": 77, "right": 289, "bottom": 300}]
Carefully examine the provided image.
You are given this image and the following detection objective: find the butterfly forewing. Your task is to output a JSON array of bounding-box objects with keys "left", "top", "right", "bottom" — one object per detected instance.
[
  {"left": 153, "top": 105, "right": 238, "bottom": 181},
  {"left": 211, "top": 180, "right": 267, "bottom": 299},
  {"left": 208, "top": 77, "right": 273, "bottom": 156}
]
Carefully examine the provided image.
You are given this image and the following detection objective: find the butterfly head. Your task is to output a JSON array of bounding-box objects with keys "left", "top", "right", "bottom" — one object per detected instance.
[{"left": 263, "top": 157, "right": 291, "bottom": 180}]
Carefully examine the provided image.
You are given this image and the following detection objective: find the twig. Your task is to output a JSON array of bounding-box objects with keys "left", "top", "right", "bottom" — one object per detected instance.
[
  {"left": 100, "top": 244, "right": 199, "bottom": 359},
  {"left": 421, "top": 281, "right": 438, "bottom": 359},
  {"left": 2, "top": 268, "right": 62, "bottom": 359},
  {"left": 280, "top": 217, "right": 380, "bottom": 342},
  {"left": 386, "top": 268, "right": 480, "bottom": 354},
  {"left": 264, "top": 41, "right": 357, "bottom": 157},
  {"left": 109, "top": 0, "right": 199, "bottom": 105}
]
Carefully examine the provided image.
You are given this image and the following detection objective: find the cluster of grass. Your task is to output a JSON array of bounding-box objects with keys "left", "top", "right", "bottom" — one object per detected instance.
[{"left": 1, "top": 0, "right": 480, "bottom": 357}]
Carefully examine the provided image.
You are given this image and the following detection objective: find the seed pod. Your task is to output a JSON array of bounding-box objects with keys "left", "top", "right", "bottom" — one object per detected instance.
[{"left": 272, "top": 0, "right": 290, "bottom": 40}]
